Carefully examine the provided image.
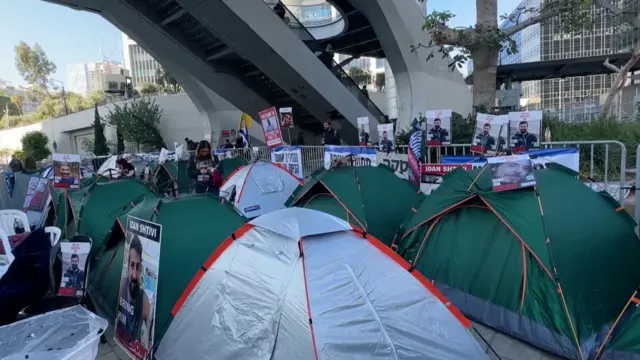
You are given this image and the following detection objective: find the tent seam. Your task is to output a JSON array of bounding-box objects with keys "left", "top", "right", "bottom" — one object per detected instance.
[
  {"left": 299, "top": 239, "right": 320, "bottom": 360},
  {"left": 342, "top": 262, "right": 399, "bottom": 360},
  {"left": 318, "top": 179, "right": 367, "bottom": 231},
  {"left": 351, "top": 168, "right": 369, "bottom": 230},
  {"left": 401, "top": 194, "right": 477, "bottom": 240}
]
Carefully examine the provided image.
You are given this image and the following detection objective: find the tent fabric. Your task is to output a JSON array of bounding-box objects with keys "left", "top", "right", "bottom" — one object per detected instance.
[
  {"left": 597, "top": 294, "right": 640, "bottom": 359},
  {"left": 156, "top": 208, "right": 487, "bottom": 360},
  {"left": 220, "top": 161, "right": 302, "bottom": 218},
  {"left": 154, "top": 160, "right": 191, "bottom": 195},
  {"left": 87, "top": 194, "right": 246, "bottom": 345},
  {"left": 396, "top": 166, "right": 640, "bottom": 359},
  {"left": 287, "top": 165, "right": 424, "bottom": 246}
]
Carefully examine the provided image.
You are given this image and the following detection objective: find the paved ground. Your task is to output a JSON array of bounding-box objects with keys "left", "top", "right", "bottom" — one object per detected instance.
[
  {"left": 0, "top": 171, "right": 30, "bottom": 210},
  {"left": 97, "top": 325, "right": 129, "bottom": 360}
]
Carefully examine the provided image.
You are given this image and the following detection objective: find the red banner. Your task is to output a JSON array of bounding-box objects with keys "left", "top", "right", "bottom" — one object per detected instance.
[
  {"left": 259, "top": 107, "right": 284, "bottom": 148},
  {"left": 421, "top": 163, "right": 472, "bottom": 175}
]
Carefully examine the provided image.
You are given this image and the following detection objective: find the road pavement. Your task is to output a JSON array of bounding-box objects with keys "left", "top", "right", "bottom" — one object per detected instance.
[{"left": 0, "top": 172, "right": 31, "bottom": 210}]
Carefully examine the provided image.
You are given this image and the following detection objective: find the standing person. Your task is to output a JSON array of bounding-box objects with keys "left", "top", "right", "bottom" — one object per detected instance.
[
  {"left": 321, "top": 121, "right": 341, "bottom": 145},
  {"left": 117, "top": 158, "right": 136, "bottom": 178},
  {"left": 273, "top": 2, "right": 286, "bottom": 20},
  {"left": 187, "top": 140, "right": 224, "bottom": 194},
  {"left": 235, "top": 132, "right": 245, "bottom": 148},
  {"left": 184, "top": 138, "right": 196, "bottom": 151},
  {"left": 223, "top": 139, "right": 233, "bottom": 149},
  {"left": 362, "top": 85, "right": 369, "bottom": 99}
]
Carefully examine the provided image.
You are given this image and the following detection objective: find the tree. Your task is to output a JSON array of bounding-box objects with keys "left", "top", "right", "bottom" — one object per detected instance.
[
  {"left": 375, "top": 72, "right": 385, "bottom": 91},
  {"left": 10, "top": 95, "right": 23, "bottom": 115},
  {"left": 347, "top": 67, "right": 373, "bottom": 86},
  {"left": 93, "top": 103, "right": 110, "bottom": 155},
  {"left": 418, "top": 0, "right": 600, "bottom": 109},
  {"left": 155, "top": 66, "right": 181, "bottom": 93},
  {"left": 21, "top": 131, "right": 51, "bottom": 169},
  {"left": 0, "top": 148, "right": 13, "bottom": 163},
  {"left": 105, "top": 98, "right": 165, "bottom": 152},
  {"left": 138, "top": 82, "right": 160, "bottom": 96},
  {"left": 0, "top": 93, "right": 20, "bottom": 118},
  {"left": 14, "top": 41, "right": 57, "bottom": 97}
]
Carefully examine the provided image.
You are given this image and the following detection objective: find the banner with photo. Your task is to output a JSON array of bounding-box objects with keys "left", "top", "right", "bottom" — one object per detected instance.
[
  {"left": 441, "top": 147, "right": 580, "bottom": 173},
  {"left": 426, "top": 109, "right": 452, "bottom": 146},
  {"left": 487, "top": 154, "right": 536, "bottom": 192},
  {"left": 377, "top": 123, "right": 394, "bottom": 152},
  {"left": 508, "top": 110, "right": 543, "bottom": 152},
  {"left": 53, "top": 153, "right": 81, "bottom": 189},
  {"left": 271, "top": 146, "right": 304, "bottom": 180},
  {"left": 471, "top": 113, "right": 508, "bottom": 154},
  {"left": 58, "top": 241, "right": 91, "bottom": 297},
  {"left": 324, "top": 146, "right": 376, "bottom": 169},
  {"left": 259, "top": 106, "right": 284, "bottom": 148},
  {"left": 23, "top": 177, "right": 51, "bottom": 212},
  {"left": 115, "top": 216, "right": 163, "bottom": 360},
  {"left": 279, "top": 107, "right": 294, "bottom": 129},
  {"left": 357, "top": 117, "right": 371, "bottom": 145}
]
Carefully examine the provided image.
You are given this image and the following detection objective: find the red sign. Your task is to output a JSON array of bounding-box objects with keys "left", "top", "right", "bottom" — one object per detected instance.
[
  {"left": 426, "top": 139, "right": 441, "bottom": 146},
  {"left": 511, "top": 145, "right": 527, "bottom": 153},
  {"left": 421, "top": 163, "right": 472, "bottom": 175},
  {"left": 258, "top": 106, "right": 284, "bottom": 148},
  {"left": 471, "top": 145, "right": 485, "bottom": 153},
  {"left": 221, "top": 129, "right": 231, "bottom": 137}
]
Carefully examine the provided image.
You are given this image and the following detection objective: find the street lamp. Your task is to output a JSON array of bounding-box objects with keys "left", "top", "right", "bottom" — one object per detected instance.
[{"left": 50, "top": 78, "right": 69, "bottom": 115}]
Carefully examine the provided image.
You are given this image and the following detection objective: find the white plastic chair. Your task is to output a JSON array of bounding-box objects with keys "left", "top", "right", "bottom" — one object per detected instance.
[
  {"left": 0, "top": 227, "right": 13, "bottom": 279},
  {"left": 45, "top": 227, "right": 62, "bottom": 246},
  {"left": 0, "top": 209, "right": 30, "bottom": 236}
]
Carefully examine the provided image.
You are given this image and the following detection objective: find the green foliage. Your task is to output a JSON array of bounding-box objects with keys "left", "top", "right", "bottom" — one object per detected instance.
[
  {"left": 14, "top": 41, "right": 57, "bottom": 95},
  {"left": 155, "top": 66, "right": 182, "bottom": 93},
  {"left": 105, "top": 98, "right": 165, "bottom": 152},
  {"left": 93, "top": 104, "right": 110, "bottom": 155},
  {"left": 0, "top": 92, "right": 21, "bottom": 117},
  {"left": 347, "top": 67, "right": 372, "bottom": 86},
  {"left": 0, "top": 148, "right": 12, "bottom": 163},
  {"left": 21, "top": 131, "right": 51, "bottom": 169},
  {"left": 138, "top": 83, "right": 161, "bottom": 96},
  {"left": 116, "top": 129, "right": 125, "bottom": 154}
]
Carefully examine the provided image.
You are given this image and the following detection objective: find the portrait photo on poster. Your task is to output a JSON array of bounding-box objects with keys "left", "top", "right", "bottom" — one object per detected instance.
[
  {"left": 471, "top": 114, "right": 508, "bottom": 153},
  {"left": 58, "top": 242, "right": 91, "bottom": 297},
  {"left": 377, "top": 123, "right": 394, "bottom": 152},
  {"left": 508, "top": 111, "right": 543, "bottom": 152},
  {"left": 52, "top": 153, "right": 81, "bottom": 189},
  {"left": 487, "top": 154, "right": 536, "bottom": 192},
  {"left": 114, "top": 216, "right": 162, "bottom": 360},
  {"left": 259, "top": 106, "right": 284, "bottom": 148},
  {"left": 357, "top": 117, "right": 371, "bottom": 145},
  {"left": 426, "top": 109, "right": 452, "bottom": 145},
  {"left": 279, "top": 107, "right": 294, "bottom": 129}
]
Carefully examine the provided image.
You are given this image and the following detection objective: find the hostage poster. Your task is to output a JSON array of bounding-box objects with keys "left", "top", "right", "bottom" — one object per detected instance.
[
  {"left": 114, "top": 216, "right": 162, "bottom": 360},
  {"left": 259, "top": 106, "right": 284, "bottom": 148}
]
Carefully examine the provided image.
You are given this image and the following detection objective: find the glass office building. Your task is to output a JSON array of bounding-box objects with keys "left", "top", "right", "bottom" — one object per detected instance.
[
  {"left": 499, "top": 0, "right": 616, "bottom": 115},
  {"left": 122, "top": 33, "right": 162, "bottom": 87}
]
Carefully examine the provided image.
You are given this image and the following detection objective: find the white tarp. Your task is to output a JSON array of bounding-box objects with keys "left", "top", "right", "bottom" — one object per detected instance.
[{"left": 0, "top": 306, "right": 108, "bottom": 360}]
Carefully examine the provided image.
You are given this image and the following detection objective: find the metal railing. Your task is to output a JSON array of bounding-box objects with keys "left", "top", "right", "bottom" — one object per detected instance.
[{"left": 268, "top": 0, "right": 387, "bottom": 124}]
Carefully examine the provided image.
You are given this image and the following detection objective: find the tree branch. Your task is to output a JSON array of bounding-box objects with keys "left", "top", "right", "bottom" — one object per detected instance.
[
  {"left": 603, "top": 58, "right": 622, "bottom": 73},
  {"left": 502, "top": 4, "right": 573, "bottom": 37},
  {"left": 431, "top": 22, "right": 470, "bottom": 46},
  {"left": 594, "top": 0, "right": 640, "bottom": 28}
]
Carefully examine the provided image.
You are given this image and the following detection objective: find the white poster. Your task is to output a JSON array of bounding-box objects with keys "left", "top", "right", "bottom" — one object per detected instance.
[
  {"left": 442, "top": 148, "right": 579, "bottom": 173},
  {"left": 52, "top": 153, "right": 81, "bottom": 189},
  {"left": 425, "top": 109, "right": 452, "bottom": 145},
  {"left": 270, "top": 146, "right": 304, "bottom": 180},
  {"left": 508, "top": 110, "right": 543, "bottom": 151},
  {"left": 357, "top": 117, "right": 371, "bottom": 145},
  {"left": 487, "top": 154, "right": 536, "bottom": 192},
  {"left": 324, "top": 146, "right": 377, "bottom": 169},
  {"left": 471, "top": 113, "right": 508, "bottom": 153},
  {"left": 58, "top": 242, "right": 91, "bottom": 297},
  {"left": 377, "top": 124, "right": 394, "bottom": 152}
]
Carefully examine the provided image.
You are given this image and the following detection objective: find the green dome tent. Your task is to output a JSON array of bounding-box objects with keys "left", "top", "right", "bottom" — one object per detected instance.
[
  {"left": 52, "top": 179, "right": 157, "bottom": 250},
  {"left": 395, "top": 165, "right": 640, "bottom": 359},
  {"left": 88, "top": 195, "right": 246, "bottom": 346},
  {"left": 286, "top": 165, "right": 424, "bottom": 246},
  {"left": 595, "top": 291, "right": 640, "bottom": 359}
]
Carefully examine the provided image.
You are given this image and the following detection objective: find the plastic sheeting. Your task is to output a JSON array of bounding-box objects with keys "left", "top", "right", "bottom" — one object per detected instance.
[
  {"left": 0, "top": 306, "right": 108, "bottom": 360},
  {"left": 157, "top": 208, "right": 487, "bottom": 359}
]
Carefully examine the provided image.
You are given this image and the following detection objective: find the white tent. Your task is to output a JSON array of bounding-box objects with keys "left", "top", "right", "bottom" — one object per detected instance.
[
  {"left": 220, "top": 161, "right": 302, "bottom": 218},
  {"left": 156, "top": 207, "right": 488, "bottom": 360}
]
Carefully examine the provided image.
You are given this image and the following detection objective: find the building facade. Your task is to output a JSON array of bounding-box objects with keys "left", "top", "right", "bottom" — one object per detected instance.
[
  {"left": 67, "top": 60, "right": 124, "bottom": 96},
  {"left": 499, "top": 0, "right": 617, "bottom": 119},
  {"left": 122, "top": 32, "right": 162, "bottom": 87}
]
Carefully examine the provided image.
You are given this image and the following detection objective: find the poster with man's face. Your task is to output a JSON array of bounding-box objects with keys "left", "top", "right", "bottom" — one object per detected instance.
[
  {"left": 377, "top": 123, "right": 394, "bottom": 152},
  {"left": 425, "top": 109, "right": 452, "bottom": 146},
  {"left": 487, "top": 154, "right": 536, "bottom": 192},
  {"left": 471, "top": 113, "right": 508, "bottom": 153},
  {"left": 508, "top": 111, "right": 543, "bottom": 152},
  {"left": 53, "top": 153, "right": 81, "bottom": 189},
  {"left": 357, "top": 117, "right": 371, "bottom": 145},
  {"left": 279, "top": 107, "right": 294, "bottom": 129},
  {"left": 58, "top": 242, "right": 91, "bottom": 297},
  {"left": 114, "top": 216, "right": 162, "bottom": 360}
]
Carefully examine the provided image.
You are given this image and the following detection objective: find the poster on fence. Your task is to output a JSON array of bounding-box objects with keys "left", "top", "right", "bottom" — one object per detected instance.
[
  {"left": 271, "top": 146, "right": 304, "bottom": 180},
  {"left": 377, "top": 123, "right": 394, "bottom": 152},
  {"left": 58, "top": 241, "right": 91, "bottom": 297},
  {"left": 508, "top": 111, "right": 542, "bottom": 152},
  {"left": 114, "top": 216, "right": 162, "bottom": 360},
  {"left": 53, "top": 153, "right": 81, "bottom": 189},
  {"left": 441, "top": 147, "right": 579, "bottom": 173},
  {"left": 426, "top": 109, "right": 452, "bottom": 146},
  {"left": 324, "top": 146, "right": 377, "bottom": 169},
  {"left": 471, "top": 113, "right": 508, "bottom": 153},
  {"left": 487, "top": 154, "right": 536, "bottom": 192},
  {"left": 259, "top": 106, "right": 284, "bottom": 148},
  {"left": 357, "top": 117, "right": 371, "bottom": 145},
  {"left": 279, "top": 107, "right": 294, "bottom": 129}
]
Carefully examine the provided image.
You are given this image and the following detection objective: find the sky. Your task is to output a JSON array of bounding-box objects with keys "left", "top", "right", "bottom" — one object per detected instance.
[{"left": 0, "top": 0, "right": 525, "bottom": 86}]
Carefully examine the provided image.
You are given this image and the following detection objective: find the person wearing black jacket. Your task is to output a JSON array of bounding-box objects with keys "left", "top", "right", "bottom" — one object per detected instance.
[
  {"left": 273, "top": 2, "right": 286, "bottom": 20},
  {"left": 321, "top": 121, "right": 341, "bottom": 145},
  {"left": 187, "top": 140, "right": 224, "bottom": 194}
]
